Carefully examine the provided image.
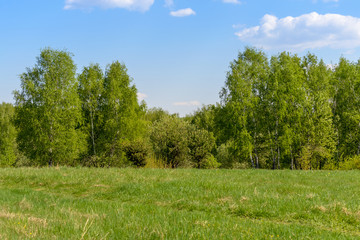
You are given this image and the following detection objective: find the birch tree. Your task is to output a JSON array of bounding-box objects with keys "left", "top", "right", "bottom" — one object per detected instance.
[
  {"left": 332, "top": 58, "right": 360, "bottom": 159},
  {"left": 298, "top": 54, "right": 336, "bottom": 169},
  {"left": 220, "top": 47, "right": 268, "bottom": 168},
  {"left": 99, "top": 61, "right": 145, "bottom": 160},
  {"left": 14, "top": 48, "right": 85, "bottom": 166},
  {"left": 78, "top": 64, "right": 104, "bottom": 157}
]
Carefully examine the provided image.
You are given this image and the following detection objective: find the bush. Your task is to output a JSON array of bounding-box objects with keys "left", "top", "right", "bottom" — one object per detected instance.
[
  {"left": 188, "top": 126, "right": 216, "bottom": 168},
  {"left": 144, "top": 156, "right": 167, "bottom": 168},
  {"left": 150, "top": 116, "right": 190, "bottom": 168},
  {"left": 297, "top": 145, "right": 332, "bottom": 170},
  {"left": 122, "top": 139, "right": 150, "bottom": 167},
  {"left": 199, "top": 154, "right": 220, "bottom": 169},
  {"left": 338, "top": 155, "right": 360, "bottom": 170},
  {"left": 91, "top": 141, "right": 129, "bottom": 167},
  {"left": 150, "top": 115, "right": 218, "bottom": 168}
]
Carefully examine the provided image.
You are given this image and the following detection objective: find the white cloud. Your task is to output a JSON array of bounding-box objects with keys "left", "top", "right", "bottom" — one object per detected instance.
[
  {"left": 236, "top": 12, "right": 360, "bottom": 51},
  {"left": 64, "top": 0, "right": 155, "bottom": 11},
  {"left": 173, "top": 101, "right": 201, "bottom": 106},
  {"left": 137, "top": 92, "right": 147, "bottom": 101},
  {"left": 170, "top": 8, "right": 196, "bottom": 17},
  {"left": 223, "top": 0, "right": 241, "bottom": 4}
]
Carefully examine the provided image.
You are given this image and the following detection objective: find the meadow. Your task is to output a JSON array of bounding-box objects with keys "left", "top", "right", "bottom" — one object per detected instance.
[{"left": 0, "top": 168, "right": 359, "bottom": 239}]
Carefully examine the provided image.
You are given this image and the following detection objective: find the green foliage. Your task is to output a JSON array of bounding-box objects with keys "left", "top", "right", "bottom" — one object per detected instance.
[
  {"left": 150, "top": 115, "right": 218, "bottom": 168},
  {"left": 99, "top": 61, "right": 146, "bottom": 159},
  {"left": 6, "top": 47, "right": 360, "bottom": 169},
  {"left": 13, "top": 48, "right": 86, "bottom": 166},
  {"left": 299, "top": 54, "right": 336, "bottom": 170},
  {"left": 338, "top": 155, "right": 360, "bottom": 170},
  {"left": 198, "top": 154, "right": 220, "bottom": 169},
  {"left": 220, "top": 47, "right": 269, "bottom": 168},
  {"left": 122, "top": 139, "right": 150, "bottom": 167},
  {"left": 150, "top": 115, "right": 190, "bottom": 168},
  {"left": 188, "top": 125, "right": 217, "bottom": 168},
  {"left": 215, "top": 140, "right": 238, "bottom": 168},
  {"left": 188, "top": 104, "right": 218, "bottom": 135},
  {"left": 332, "top": 58, "right": 360, "bottom": 159},
  {"left": 145, "top": 107, "right": 170, "bottom": 123},
  {"left": 216, "top": 48, "right": 342, "bottom": 169},
  {"left": 78, "top": 64, "right": 104, "bottom": 157},
  {"left": 0, "top": 103, "right": 17, "bottom": 167},
  {"left": 99, "top": 142, "right": 129, "bottom": 168}
]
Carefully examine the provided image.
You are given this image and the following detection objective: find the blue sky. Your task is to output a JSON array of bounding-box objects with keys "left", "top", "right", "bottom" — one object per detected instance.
[{"left": 2, "top": 0, "right": 360, "bottom": 116}]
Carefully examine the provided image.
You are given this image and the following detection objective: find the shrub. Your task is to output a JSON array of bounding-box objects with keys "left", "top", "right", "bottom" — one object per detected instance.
[
  {"left": 122, "top": 139, "right": 150, "bottom": 167},
  {"left": 199, "top": 154, "right": 220, "bottom": 169},
  {"left": 338, "top": 155, "right": 360, "bottom": 170},
  {"left": 150, "top": 115, "right": 218, "bottom": 168},
  {"left": 188, "top": 126, "right": 216, "bottom": 168},
  {"left": 150, "top": 116, "right": 190, "bottom": 168},
  {"left": 297, "top": 145, "right": 332, "bottom": 170}
]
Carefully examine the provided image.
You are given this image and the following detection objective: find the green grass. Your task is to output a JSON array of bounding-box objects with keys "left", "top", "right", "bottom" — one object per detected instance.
[{"left": 0, "top": 168, "right": 359, "bottom": 239}]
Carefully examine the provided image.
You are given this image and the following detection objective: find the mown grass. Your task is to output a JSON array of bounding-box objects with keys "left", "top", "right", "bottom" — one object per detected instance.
[{"left": 0, "top": 168, "right": 359, "bottom": 239}]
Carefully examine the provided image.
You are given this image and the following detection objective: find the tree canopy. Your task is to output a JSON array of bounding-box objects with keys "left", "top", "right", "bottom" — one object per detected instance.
[
  {"left": 1, "top": 47, "right": 360, "bottom": 169},
  {"left": 14, "top": 49, "right": 85, "bottom": 166}
]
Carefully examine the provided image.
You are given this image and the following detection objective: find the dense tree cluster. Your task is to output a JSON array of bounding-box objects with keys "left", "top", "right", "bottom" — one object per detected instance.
[
  {"left": 2, "top": 48, "right": 216, "bottom": 168},
  {"left": 189, "top": 48, "right": 360, "bottom": 169},
  {"left": 1, "top": 47, "right": 360, "bottom": 169}
]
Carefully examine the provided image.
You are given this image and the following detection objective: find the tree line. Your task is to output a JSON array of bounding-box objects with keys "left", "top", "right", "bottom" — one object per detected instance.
[{"left": 1, "top": 47, "right": 360, "bottom": 169}]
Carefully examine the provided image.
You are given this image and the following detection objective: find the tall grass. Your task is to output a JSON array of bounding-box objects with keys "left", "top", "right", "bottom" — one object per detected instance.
[{"left": 0, "top": 168, "right": 359, "bottom": 239}]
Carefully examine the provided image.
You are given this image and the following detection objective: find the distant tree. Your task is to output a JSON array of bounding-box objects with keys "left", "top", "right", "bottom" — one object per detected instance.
[
  {"left": 220, "top": 47, "right": 269, "bottom": 168},
  {"left": 332, "top": 58, "right": 360, "bottom": 159},
  {"left": 99, "top": 61, "right": 146, "bottom": 161},
  {"left": 298, "top": 54, "right": 336, "bottom": 169},
  {"left": 78, "top": 64, "right": 104, "bottom": 157},
  {"left": 0, "top": 103, "right": 17, "bottom": 167},
  {"left": 264, "top": 52, "right": 306, "bottom": 169},
  {"left": 188, "top": 104, "right": 218, "bottom": 138},
  {"left": 13, "top": 48, "right": 86, "bottom": 166},
  {"left": 145, "top": 107, "right": 170, "bottom": 123}
]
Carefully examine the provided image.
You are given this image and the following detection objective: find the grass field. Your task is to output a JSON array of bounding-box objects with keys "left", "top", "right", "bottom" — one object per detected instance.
[{"left": 0, "top": 168, "right": 359, "bottom": 239}]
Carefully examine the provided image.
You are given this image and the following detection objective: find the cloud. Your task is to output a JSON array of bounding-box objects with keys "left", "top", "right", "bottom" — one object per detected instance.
[
  {"left": 64, "top": 0, "right": 155, "bottom": 12},
  {"left": 137, "top": 92, "right": 147, "bottom": 101},
  {"left": 170, "top": 8, "right": 196, "bottom": 17},
  {"left": 223, "top": 0, "right": 241, "bottom": 4},
  {"left": 173, "top": 101, "right": 201, "bottom": 106},
  {"left": 235, "top": 12, "right": 360, "bottom": 51}
]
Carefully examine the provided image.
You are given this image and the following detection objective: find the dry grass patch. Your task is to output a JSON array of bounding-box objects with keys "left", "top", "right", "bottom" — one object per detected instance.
[
  {"left": 19, "top": 198, "right": 32, "bottom": 210},
  {"left": 313, "top": 205, "right": 327, "bottom": 212},
  {"left": 0, "top": 210, "right": 16, "bottom": 219},
  {"left": 28, "top": 216, "right": 47, "bottom": 227}
]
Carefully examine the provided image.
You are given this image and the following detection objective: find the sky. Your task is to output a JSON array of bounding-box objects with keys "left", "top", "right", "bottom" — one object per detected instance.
[{"left": 2, "top": 0, "right": 360, "bottom": 116}]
